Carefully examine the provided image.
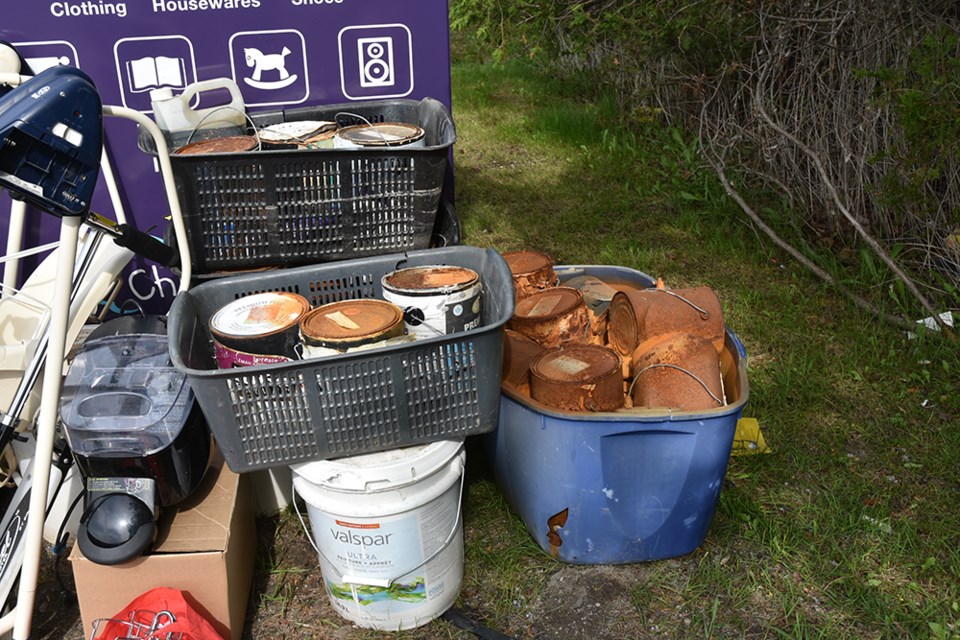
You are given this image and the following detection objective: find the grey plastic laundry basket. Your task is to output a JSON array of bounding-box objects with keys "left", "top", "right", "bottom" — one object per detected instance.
[
  {"left": 162, "top": 97, "right": 456, "bottom": 274},
  {"left": 167, "top": 246, "right": 514, "bottom": 472}
]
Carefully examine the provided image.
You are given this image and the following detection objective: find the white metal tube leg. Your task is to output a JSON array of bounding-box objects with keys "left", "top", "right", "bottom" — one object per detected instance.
[
  {"left": 2, "top": 199, "right": 26, "bottom": 297},
  {"left": 11, "top": 216, "right": 81, "bottom": 640}
]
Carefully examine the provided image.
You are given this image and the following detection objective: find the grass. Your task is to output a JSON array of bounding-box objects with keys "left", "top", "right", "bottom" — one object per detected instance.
[
  {"left": 237, "top": 54, "right": 960, "bottom": 639},
  {"left": 445, "top": 57, "right": 960, "bottom": 639}
]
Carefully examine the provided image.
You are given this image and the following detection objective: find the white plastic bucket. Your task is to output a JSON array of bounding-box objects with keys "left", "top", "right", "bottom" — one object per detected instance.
[{"left": 291, "top": 439, "right": 465, "bottom": 630}]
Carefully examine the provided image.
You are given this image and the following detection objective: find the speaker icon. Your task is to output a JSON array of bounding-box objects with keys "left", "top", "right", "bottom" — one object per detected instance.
[{"left": 358, "top": 36, "right": 394, "bottom": 87}]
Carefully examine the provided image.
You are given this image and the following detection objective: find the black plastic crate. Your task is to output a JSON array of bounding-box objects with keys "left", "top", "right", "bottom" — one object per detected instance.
[
  {"left": 167, "top": 246, "right": 514, "bottom": 472},
  {"left": 164, "top": 98, "right": 456, "bottom": 274}
]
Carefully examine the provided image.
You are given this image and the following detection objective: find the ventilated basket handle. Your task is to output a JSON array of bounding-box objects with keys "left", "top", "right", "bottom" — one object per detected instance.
[{"left": 292, "top": 459, "right": 466, "bottom": 588}]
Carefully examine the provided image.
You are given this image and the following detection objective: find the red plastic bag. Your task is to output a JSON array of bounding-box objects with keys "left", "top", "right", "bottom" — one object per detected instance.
[{"left": 93, "top": 587, "right": 224, "bottom": 640}]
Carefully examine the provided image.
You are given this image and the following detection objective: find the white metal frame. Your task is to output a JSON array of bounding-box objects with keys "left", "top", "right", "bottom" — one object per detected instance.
[{"left": 0, "top": 67, "right": 190, "bottom": 638}]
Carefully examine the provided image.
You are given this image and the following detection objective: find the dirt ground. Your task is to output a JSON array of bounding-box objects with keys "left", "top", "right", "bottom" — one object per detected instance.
[{"left": 30, "top": 490, "right": 697, "bottom": 640}]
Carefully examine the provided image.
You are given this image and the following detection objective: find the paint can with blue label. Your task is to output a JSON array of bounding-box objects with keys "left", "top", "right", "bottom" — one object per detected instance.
[{"left": 380, "top": 266, "right": 482, "bottom": 339}]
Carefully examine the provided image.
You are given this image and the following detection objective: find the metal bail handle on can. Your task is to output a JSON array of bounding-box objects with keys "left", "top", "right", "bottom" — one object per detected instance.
[{"left": 381, "top": 266, "right": 483, "bottom": 340}]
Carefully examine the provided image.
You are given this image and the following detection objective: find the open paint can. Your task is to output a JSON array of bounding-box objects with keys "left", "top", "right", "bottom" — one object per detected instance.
[
  {"left": 381, "top": 266, "right": 482, "bottom": 339},
  {"left": 258, "top": 120, "right": 337, "bottom": 150},
  {"left": 173, "top": 135, "right": 259, "bottom": 154},
  {"left": 209, "top": 291, "right": 310, "bottom": 368}
]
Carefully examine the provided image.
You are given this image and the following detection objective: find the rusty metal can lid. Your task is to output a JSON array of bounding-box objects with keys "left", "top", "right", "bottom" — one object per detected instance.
[
  {"left": 210, "top": 291, "right": 309, "bottom": 339},
  {"left": 503, "top": 250, "right": 555, "bottom": 277},
  {"left": 174, "top": 135, "right": 258, "bottom": 155},
  {"left": 382, "top": 265, "right": 479, "bottom": 295},
  {"left": 300, "top": 299, "right": 404, "bottom": 347},
  {"left": 336, "top": 122, "right": 425, "bottom": 146},
  {"left": 531, "top": 343, "right": 622, "bottom": 385},
  {"left": 513, "top": 287, "right": 583, "bottom": 321}
]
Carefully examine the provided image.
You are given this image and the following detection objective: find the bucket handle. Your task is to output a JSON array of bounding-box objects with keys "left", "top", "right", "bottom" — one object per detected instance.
[
  {"left": 292, "top": 458, "right": 466, "bottom": 589},
  {"left": 334, "top": 111, "right": 408, "bottom": 147},
  {"left": 186, "top": 107, "right": 262, "bottom": 149},
  {"left": 629, "top": 363, "right": 725, "bottom": 406},
  {"left": 651, "top": 289, "right": 711, "bottom": 320}
]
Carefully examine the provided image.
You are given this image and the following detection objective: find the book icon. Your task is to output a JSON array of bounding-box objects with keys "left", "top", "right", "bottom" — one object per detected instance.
[{"left": 126, "top": 55, "right": 186, "bottom": 93}]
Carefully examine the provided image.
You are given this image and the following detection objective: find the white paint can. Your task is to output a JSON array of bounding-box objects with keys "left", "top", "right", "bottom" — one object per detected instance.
[
  {"left": 291, "top": 439, "right": 465, "bottom": 630},
  {"left": 380, "top": 266, "right": 482, "bottom": 339},
  {"left": 333, "top": 122, "right": 426, "bottom": 149}
]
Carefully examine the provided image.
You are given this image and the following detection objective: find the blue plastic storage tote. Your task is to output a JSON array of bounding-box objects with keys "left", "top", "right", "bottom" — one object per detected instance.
[{"left": 486, "top": 265, "right": 750, "bottom": 564}]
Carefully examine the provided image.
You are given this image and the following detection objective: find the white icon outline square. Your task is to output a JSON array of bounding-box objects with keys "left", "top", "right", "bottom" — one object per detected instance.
[
  {"left": 339, "top": 24, "right": 414, "bottom": 100},
  {"left": 12, "top": 40, "right": 80, "bottom": 73},
  {"left": 228, "top": 29, "right": 309, "bottom": 108},
  {"left": 113, "top": 35, "right": 196, "bottom": 111}
]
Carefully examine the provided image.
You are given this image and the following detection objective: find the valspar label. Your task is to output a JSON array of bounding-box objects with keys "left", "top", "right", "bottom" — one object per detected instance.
[{"left": 308, "top": 482, "right": 462, "bottom": 619}]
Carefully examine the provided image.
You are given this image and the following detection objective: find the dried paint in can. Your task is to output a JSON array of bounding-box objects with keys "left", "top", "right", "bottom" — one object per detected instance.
[
  {"left": 209, "top": 291, "right": 310, "bottom": 368},
  {"left": 173, "top": 135, "right": 259, "bottom": 155},
  {"left": 381, "top": 266, "right": 482, "bottom": 339},
  {"left": 299, "top": 299, "right": 406, "bottom": 359}
]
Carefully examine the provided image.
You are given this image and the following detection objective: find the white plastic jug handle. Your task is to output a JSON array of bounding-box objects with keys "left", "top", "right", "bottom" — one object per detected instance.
[{"left": 179, "top": 77, "right": 245, "bottom": 113}]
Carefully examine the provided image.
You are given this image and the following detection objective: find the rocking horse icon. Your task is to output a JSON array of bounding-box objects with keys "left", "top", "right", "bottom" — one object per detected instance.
[{"left": 243, "top": 46, "right": 299, "bottom": 90}]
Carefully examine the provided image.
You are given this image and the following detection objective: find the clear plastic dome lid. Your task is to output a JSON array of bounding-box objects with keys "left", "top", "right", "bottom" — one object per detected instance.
[{"left": 59, "top": 334, "right": 194, "bottom": 457}]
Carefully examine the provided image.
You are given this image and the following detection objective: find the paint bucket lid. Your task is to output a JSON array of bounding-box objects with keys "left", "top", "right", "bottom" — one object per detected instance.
[
  {"left": 335, "top": 122, "right": 425, "bottom": 147},
  {"left": 512, "top": 287, "right": 583, "bottom": 321},
  {"left": 382, "top": 265, "right": 479, "bottom": 295},
  {"left": 210, "top": 291, "right": 310, "bottom": 340},
  {"left": 300, "top": 299, "right": 404, "bottom": 348},
  {"left": 503, "top": 250, "right": 554, "bottom": 277},
  {"left": 290, "top": 439, "right": 464, "bottom": 493},
  {"left": 531, "top": 343, "right": 622, "bottom": 385},
  {"left": 173, "top": 135, "right": 258, "bottom": 154}
]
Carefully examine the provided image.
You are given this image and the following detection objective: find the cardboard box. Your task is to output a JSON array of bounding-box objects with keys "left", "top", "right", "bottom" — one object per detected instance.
[{"left": 71, "top": 455, "right": 254, "bottom": 640}]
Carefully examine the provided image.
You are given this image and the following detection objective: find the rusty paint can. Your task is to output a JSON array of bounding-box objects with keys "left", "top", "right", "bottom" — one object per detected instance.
[
  {"left": 173, "top": 135, "right": 259, "bottom": 154},
  {"left": 502, "top": 250, "right": 558, "bottom": 301},
  {"left": 608, "top": 286, "right": 725, "bottom": 356},
  {"left": 607, "top": 289, "right": 651, "bottom": 357},
  {"left": 501, "top": 329, "right": 547, "bottom": 393},
  {"left": 529, "top": 344, "right": 624, "bottom": 412},
  {"left": 381, "top": 265, "right": 482, "bottom": 339},
  {"left": 209, "top": 291, "right": 310, "bottom": 368},
  {"left": 630, "top": 333, "right": 724, "bottom": 412},
  {"left": 509, "top": 287, "right": 592, "bottom": 348},
  {"left": 299, "top": 299, "right": 405, "bottom": 358},
  {"left": 333, "top": 122, "right": 426, "bottom": 149}
]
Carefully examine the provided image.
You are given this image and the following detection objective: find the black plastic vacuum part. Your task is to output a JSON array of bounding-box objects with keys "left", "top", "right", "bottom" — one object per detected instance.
[{"left": 76, "top": 492, "right": 156, "bottom": 565}]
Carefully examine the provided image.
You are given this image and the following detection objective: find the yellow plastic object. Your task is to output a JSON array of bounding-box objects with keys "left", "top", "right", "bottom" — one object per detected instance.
[{"left": 732, "top": 417, "right": 771, "bottom": 455}]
